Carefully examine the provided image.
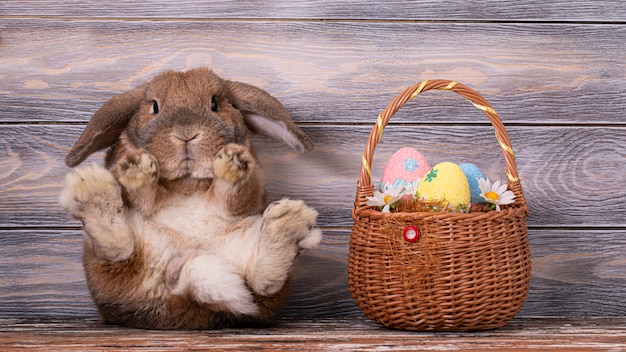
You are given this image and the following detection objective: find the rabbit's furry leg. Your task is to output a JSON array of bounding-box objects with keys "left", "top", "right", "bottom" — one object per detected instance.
[
  {"left": 247, "top": 199, "right": 322, "bottom": 296},
  {"left": 170, "top": 254, "right": 260, "bottom": 316},
  {"left": 59, "top": 163, "right": 134, "bottom": 262}
]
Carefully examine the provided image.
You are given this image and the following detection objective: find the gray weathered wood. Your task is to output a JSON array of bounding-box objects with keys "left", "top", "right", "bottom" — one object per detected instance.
[
  {"left": 1, "top": 125, "right": 625, "bottom": 228},
  {"left": 1, "top": 0, "right": 625, "bottom": 21},
  {"left": 2, "top": 19, "right": 626, "bottom": 125},
  {"left": 0, "top": 0, "right": 625, "bottom": 344}
]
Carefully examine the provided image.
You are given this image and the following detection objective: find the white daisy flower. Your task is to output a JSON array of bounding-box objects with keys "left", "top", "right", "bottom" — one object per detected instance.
[
  {"left": 366, "top": 185, "right": 404, "bottom": 212},
  {"left": 477, "top": 177, "right": 515, "bottom": 211}
]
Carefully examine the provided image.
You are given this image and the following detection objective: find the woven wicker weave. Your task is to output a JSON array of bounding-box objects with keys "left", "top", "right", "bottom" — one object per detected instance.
[{"left": 348, "top": 80, "right": 531, "bottom": 331}]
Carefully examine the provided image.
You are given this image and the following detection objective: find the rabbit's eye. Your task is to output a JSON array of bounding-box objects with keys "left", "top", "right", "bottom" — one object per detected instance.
[
  {"left": 211, "top": 96, "right": 218, "bottom": 112},
  {"left": 150, "top": 100, "right": 159, "bottom": 114}
]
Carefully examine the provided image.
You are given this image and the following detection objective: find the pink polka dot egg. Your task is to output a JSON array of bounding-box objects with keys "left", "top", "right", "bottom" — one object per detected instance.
[{"left": 380, "top": 147, "right": 430, "bottom": 191}]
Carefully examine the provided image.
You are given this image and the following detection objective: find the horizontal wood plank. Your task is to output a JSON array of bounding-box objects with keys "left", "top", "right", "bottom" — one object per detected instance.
[
  {"left": 1, "top": 316, "right": 625, "bottom": 351},
  {"left": 1, "top": 125, "right": 625, "bottom": 228},
  {"left": 2, "top": 19, "right": 626, "bottom": 124},
  {"left": 2, "top": 1, "right": 625, "bottom": 21},
  {"left": 1, "top": 229, "right": 624, "bottom": 319}
]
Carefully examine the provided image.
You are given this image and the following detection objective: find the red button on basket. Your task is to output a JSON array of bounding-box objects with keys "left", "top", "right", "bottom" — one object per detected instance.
[{"left": 402, "top": 226, "right": 420, "bottom": 242}]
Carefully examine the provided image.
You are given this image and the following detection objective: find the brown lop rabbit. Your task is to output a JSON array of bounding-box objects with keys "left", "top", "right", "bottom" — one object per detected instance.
[{"left": 59, "top": 67, "right": 322, "bottom": 329}]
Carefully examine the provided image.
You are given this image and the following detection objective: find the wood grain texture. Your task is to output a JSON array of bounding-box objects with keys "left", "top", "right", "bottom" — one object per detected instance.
[
  {"left": 1, "top": 317, "right": 625, "bottom": 351},
  {"left": 2, "top": 0, "right": 625, "bottom": 21},
  {"left": 2, "top": 19, "right": 626, "bottom": 124},
  {"left": 1, "top": 125, "right": 625, "bottom": 228}
]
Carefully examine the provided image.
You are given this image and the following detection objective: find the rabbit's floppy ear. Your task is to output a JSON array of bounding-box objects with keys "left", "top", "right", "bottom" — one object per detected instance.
[
  {"left": 65, "top": 86, "right": 145, "bottom": 167},
  {"left": 225, "top": 80, "right": 314, "bottom": 153}
]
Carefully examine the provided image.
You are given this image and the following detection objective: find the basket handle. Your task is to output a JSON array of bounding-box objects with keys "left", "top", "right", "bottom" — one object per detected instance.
[{"left": 359, "top": 80, "right": 521, "bottom": 189}]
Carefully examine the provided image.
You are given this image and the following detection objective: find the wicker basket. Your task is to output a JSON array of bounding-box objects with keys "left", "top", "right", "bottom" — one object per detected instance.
[{"left": 348, "top": 80, "right": 531, "bottom": 331}]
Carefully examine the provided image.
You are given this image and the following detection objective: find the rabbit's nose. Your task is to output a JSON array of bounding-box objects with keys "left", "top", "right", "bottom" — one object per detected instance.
[{"left": 172, "top": 133, "right": 200, "bottom": 143}]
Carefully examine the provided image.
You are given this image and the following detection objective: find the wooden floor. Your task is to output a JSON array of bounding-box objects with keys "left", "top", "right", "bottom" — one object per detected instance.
[
  {"left": 2, "top": 316, "right": 625, "bottom": 351},
  {"left": 1, "top": 0, "right": 625, "bottom": 350}
]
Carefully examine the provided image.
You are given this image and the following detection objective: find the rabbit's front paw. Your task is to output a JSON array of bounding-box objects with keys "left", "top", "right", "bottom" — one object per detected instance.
[
  {"left": 115, "top": 151, "right": 158, "bottom": 190},
  {"left": 213, "top": 144, "right": 253, "bottom": 183},
  {"left": 59, "top": 163, "right": 123, "bottom": 220}
]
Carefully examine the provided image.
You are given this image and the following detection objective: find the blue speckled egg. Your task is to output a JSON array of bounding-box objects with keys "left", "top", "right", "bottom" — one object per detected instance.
[{"left": 459, "top": 163, "right": 486, "bottom": 204}]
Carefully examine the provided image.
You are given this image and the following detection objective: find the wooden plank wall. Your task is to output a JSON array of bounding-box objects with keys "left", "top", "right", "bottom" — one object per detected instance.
[{"left": 1, "top": 1, "right": 625, "bottom": 322}]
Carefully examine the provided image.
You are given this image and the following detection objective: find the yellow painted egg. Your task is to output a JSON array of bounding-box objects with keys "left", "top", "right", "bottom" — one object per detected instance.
[{"left": 416, "top": 162, "right": 470, "bottom": 207}]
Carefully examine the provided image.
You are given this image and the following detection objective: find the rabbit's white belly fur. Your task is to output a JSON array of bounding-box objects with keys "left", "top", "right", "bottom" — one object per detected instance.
[
  {"left": 127, "top": 194, "right": 262, "bottom": 306},
  {"left": 149, "top": 195, "right": 240, "bottom": 247}
]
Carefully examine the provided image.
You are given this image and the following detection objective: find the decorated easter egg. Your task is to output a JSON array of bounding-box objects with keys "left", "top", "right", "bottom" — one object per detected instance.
[
  {"left": 380, "top": 147, "right": 430, "bottom": 191},
  {"left": 416, "top": 162, "right": 470, "bottom": 207},
  {"left": 459, "top": 163, "right": 486, "bottom": 204}
]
